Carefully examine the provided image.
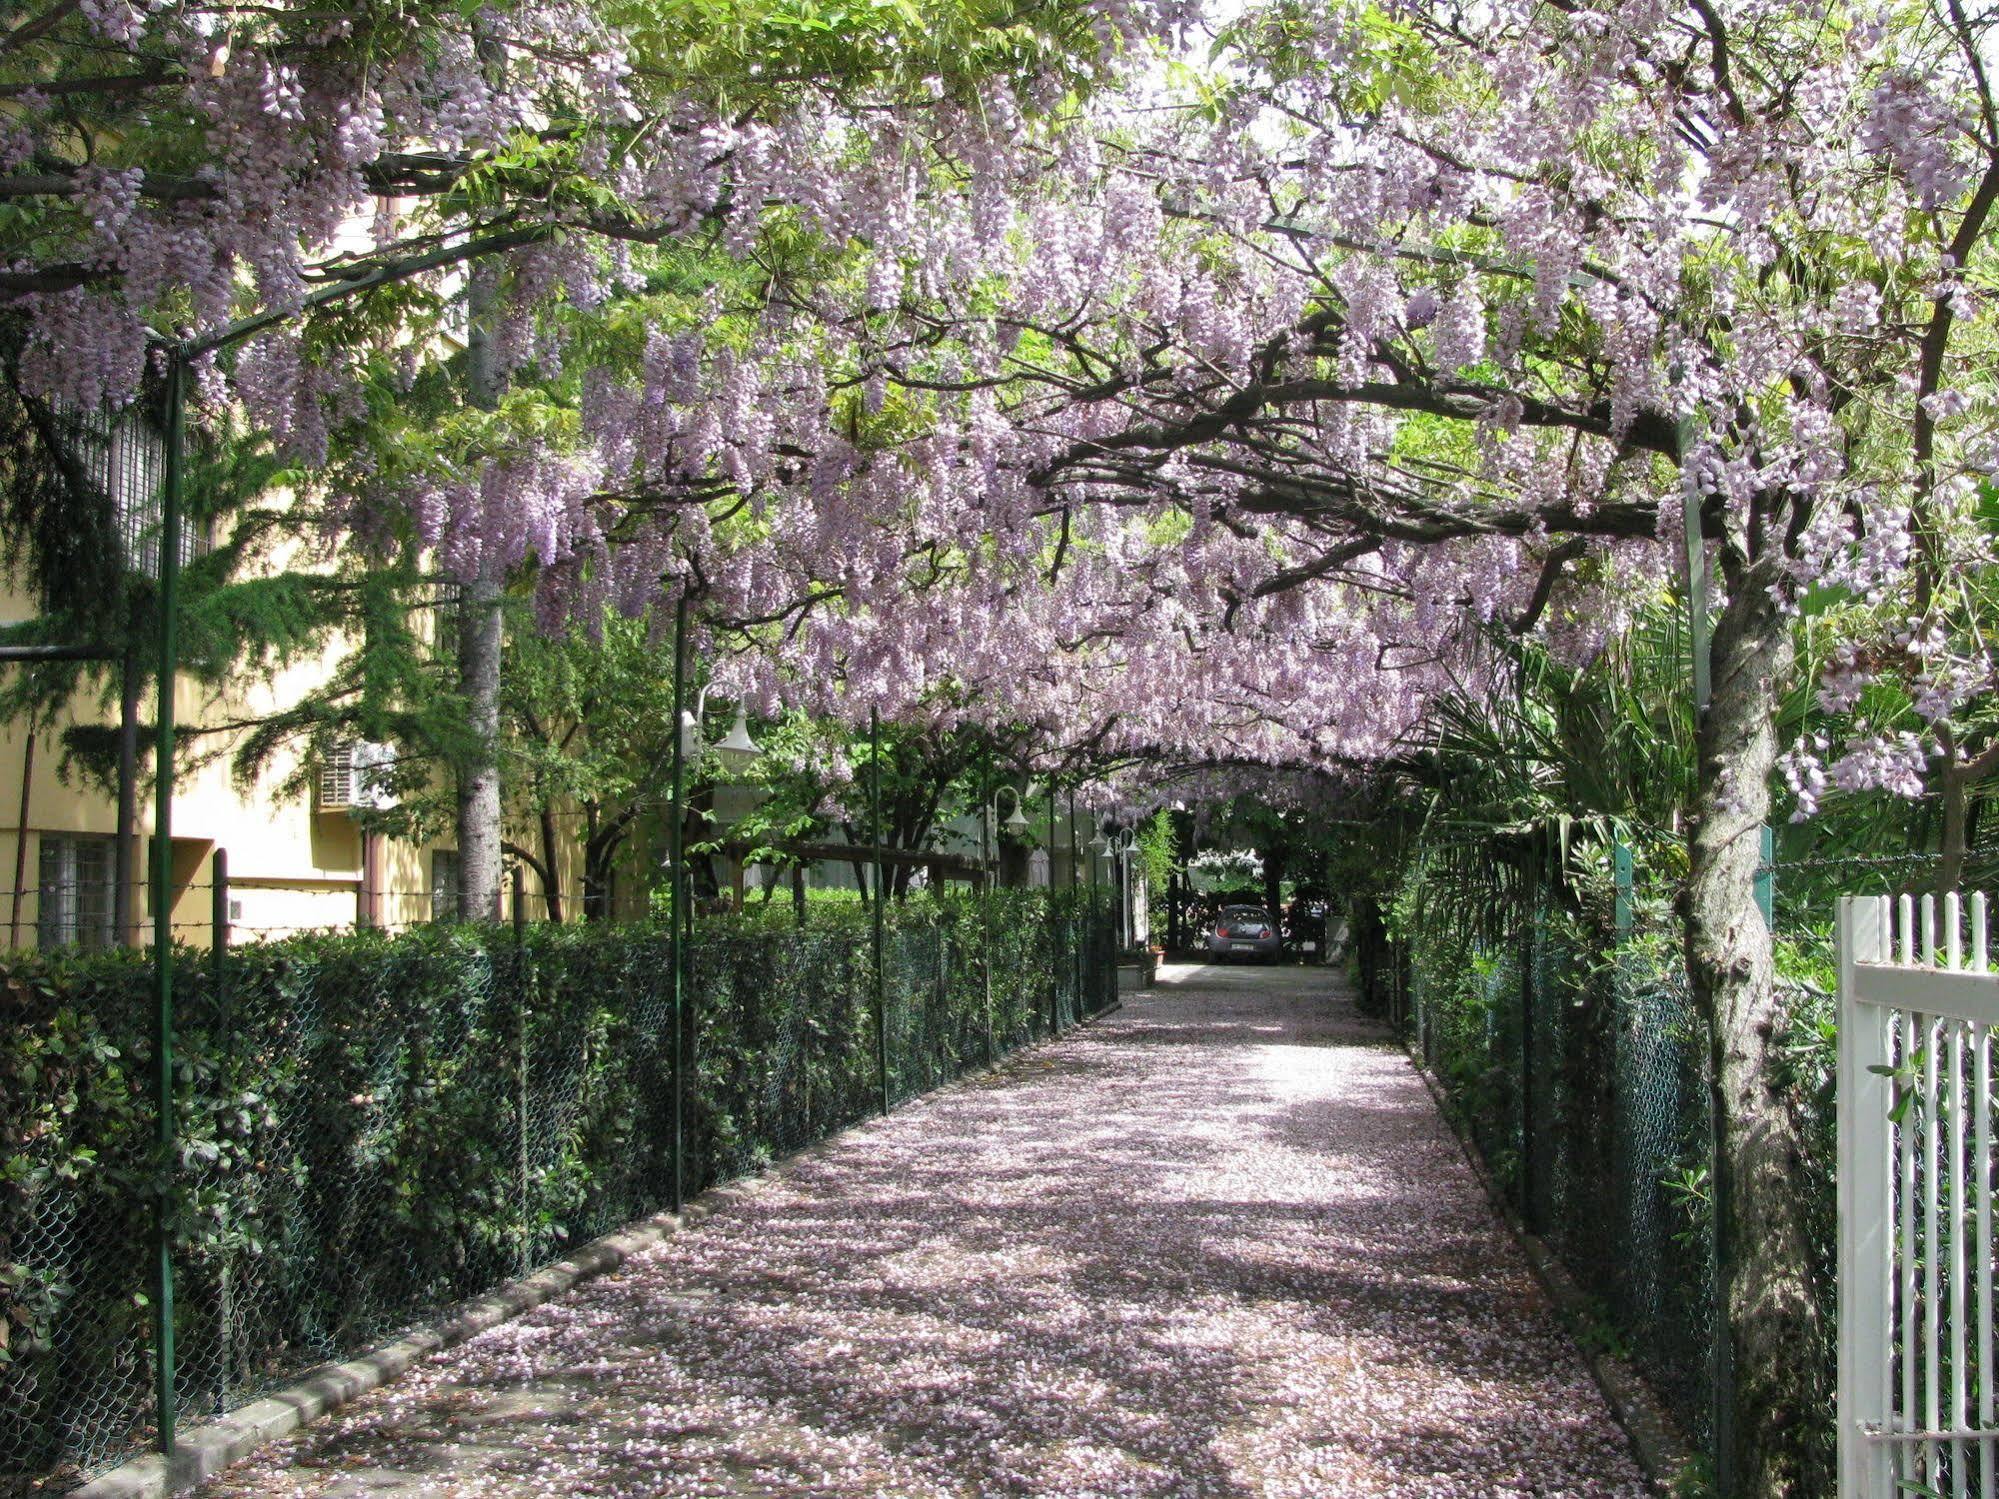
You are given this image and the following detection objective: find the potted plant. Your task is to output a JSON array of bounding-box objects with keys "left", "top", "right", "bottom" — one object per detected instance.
[{"left": 1117, "top": 942, "right": 1158, "bottom": 990}]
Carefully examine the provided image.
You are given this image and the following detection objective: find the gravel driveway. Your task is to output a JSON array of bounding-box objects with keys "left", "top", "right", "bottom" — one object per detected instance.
[{"left": 204, "top": 963, "right": 1652, "bottom": 1498}]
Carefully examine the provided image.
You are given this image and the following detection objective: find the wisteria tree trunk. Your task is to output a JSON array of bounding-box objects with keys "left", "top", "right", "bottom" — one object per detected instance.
[
  {"left": 1684, "top": 551, "right": 1824, "bottom": 1497},
  {"left": 455, "top": 259, "right": 505, "bottom": 923}
]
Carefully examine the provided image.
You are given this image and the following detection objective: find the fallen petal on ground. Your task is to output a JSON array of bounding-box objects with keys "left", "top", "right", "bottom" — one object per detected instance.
[{"left": 206, "top": 964, "right": 1652, "bottom": 1499}]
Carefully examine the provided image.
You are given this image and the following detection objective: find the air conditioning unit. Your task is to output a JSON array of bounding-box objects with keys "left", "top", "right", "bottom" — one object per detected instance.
[{"left": 319, "top": 741, "right": 398, "bottom": 812}]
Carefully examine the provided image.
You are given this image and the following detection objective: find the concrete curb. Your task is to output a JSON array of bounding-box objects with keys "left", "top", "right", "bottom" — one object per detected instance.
[
  {"left": 68, "top": 1213, "right": 686, "bottom": 1499},
  {"left": 1403, "top": 1049, "right": 1698, "bottom": 1496},
  {"left": 71, "top": 1005, "right": 1123, "bottom": 1499}
]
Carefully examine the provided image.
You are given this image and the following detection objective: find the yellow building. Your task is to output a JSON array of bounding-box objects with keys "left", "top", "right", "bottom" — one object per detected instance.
[
  {"left": 0, "top": 408, "right": 598, "bottom": 951},
  {"left": 0, "top": 637, "right": 572, "bottom": 950}
]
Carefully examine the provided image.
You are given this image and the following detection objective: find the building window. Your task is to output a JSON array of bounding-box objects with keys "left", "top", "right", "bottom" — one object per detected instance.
[
  {"left": 39, "top": 834, "right": 116, "bottom": 950},
  {"left": 93, "top": 407, "right": 210, "bottom": 576},
  {"left": 431, "top": 850, "right": 460, "bottom": 922}
]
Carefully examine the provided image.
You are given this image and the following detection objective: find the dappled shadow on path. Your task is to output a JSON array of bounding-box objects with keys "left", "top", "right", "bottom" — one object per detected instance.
[{"left": 205, "top": 965, "right": 1648, "bottom": 1499}]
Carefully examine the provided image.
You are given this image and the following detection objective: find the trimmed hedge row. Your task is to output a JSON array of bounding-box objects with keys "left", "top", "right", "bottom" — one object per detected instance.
[{"left": 1, "top": 890, "right": 1114, "bottom": 1494}]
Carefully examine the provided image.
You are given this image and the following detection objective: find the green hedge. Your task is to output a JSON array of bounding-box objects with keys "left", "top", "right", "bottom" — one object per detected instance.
[{"left": 1, "top": 890, "right": 1115, "bottom": 1494}]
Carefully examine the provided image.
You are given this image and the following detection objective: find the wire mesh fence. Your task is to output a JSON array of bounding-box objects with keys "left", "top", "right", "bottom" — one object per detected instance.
[
  {"left": 1391, "top": 842, "right": 1955, "bottom": 1486},
  {"left": 1, "top": 886, "right": 1118, "bottom": 1496},
  {"left": 1402, "top": 879, "right": 1720, "bottom": 1458}
]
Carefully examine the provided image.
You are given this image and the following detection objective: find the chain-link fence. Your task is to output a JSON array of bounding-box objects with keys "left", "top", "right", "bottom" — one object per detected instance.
[
  {"left": 1, "top": 887, "right": 1118, "bottom": 1495},
  {"left": 1400, "top": 883, "right": 1719, "bottom": 1458},
  {"left": 1389, "top": 844, "right": 1952, "bottom": 1490}
]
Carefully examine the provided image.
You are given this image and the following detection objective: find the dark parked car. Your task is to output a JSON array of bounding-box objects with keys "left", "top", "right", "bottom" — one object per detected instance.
[{"left": 1207, "top": 905, "right": 1282, "bottom": 963}]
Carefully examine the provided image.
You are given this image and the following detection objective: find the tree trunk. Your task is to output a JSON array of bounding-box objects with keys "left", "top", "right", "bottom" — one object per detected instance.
[
  {"left": 455, "top": 259, "right": 505, "bottom": 922},
  {"left": 1261, "top": 845, "right": 1286, "bottom": 925},
  {"left": 582, "top": 801, "right": 635, "bottom": 920},
  {"left": 538, "top": 805, "right": 564, "bottom": 924},
  {"left": 1939, "top": 748, "right": 1969, "bottom": 896},
  {"left": 1933, "top": 729, "right": 1999, "bottom": 896},
  {"left": 1684, "top": 555, "right": 1824, "bottom": 1498},
  {"left": 582, "top": 838, "right": 617, "bottom": 920}
]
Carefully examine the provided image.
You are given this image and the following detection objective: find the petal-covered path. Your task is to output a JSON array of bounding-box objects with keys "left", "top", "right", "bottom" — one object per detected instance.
[{"left": 207, "top": 965, "right": 1651, "bottom": 1498}]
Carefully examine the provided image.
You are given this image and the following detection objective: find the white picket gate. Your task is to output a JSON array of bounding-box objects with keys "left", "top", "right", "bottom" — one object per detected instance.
[{"left": 1839, "top": 893, "right": 1999, "bottom": 1497}]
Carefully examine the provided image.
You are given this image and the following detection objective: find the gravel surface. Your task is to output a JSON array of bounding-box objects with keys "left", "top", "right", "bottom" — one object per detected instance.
[{"left": 204, "top": 963, "right": 1652, "bottom": 1498}]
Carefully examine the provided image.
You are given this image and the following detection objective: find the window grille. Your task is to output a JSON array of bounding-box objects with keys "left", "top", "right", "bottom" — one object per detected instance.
[
  {"left": 431, "top": 850, "right": 461, "bottom": 922},
  {"left": 37, "top": 833, "right": 117, "bottom": 950},
  {"left": 65, "top": 402, "right": 212, "bottom": 576},
  {"left": 318, "top": 742, "right": 359, "bottom": 809}
]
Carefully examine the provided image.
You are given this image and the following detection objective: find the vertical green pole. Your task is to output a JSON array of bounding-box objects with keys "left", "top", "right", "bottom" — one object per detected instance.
[
  {"left": 1518, "top": 852, "right": 1537, "bottom": 1232},
  {"left": 667, "top": 592, "right": 687, "bottom": 1215},
  {"left": 512, "top": 864, "right": 529, "bottom": 1272},
  {"left": 1754, "top": 825, "right": 1774, "bottom": 928},
  {"left": 1068, "top": 792, "right": 1079, "bottom": 1031},
  {"left": 152, "top": 347, "right": 184, "bottom": 1456},
  {"left": 871, "top": 709, "right": 888, "bottom": 1113},
  {"left": 210, "top": 846, "right": 229, "bottom": 1415},
  {"left": 1089, "top": 815, "right": 1100, "bottom": 1019},
  {"left": 1047, "top": 783, "right": 1057, "bottom": 1036},
  {"left": 1609, "top": 836, "right": 1631, "bottom": 1384},
  {"left": 982, "top": 784, "right": 994, "bottom": 1066}
]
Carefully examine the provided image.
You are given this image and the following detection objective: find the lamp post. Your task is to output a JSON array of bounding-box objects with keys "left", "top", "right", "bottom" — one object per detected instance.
[
  {"left": 678, "top": 687, "right": 763, "bottom": 776},
  {"left": 870, "top": 708, "right": 887, "bottom": 1114},
  {"left": 667, "top": 594, "right": 689, "bottom": 1216},
  {"left": 980, "top": 781, "right": 1030, "bottom": 1067},
  {"left": 664, "top": 615, "right": 766, "bottom": 1216},
  {"left": 1091, "top": 825, "right": 1137, "bottom": 950},
  {"left": 983, "top": 784, "right": 1032, "bottom": 885}
]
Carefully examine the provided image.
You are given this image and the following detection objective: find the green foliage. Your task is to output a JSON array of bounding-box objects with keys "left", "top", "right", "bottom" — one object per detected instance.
[{"left": 1134, "top": 809, "right": 1174, "bottom": 909}]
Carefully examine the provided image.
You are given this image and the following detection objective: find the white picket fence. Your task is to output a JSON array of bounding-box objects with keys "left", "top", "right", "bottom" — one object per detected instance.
[{"left": 1839, "top": 893, "right": 1999, "bottom": 1497}]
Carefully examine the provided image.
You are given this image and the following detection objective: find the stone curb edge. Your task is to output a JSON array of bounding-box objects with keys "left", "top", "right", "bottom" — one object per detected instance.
[
  {"left": 1404, "top": 1046, "right": 1699, "bottom": 1497},
  {"left": 72, "top": 1004, "right": 1123, "bottom": 1499}
]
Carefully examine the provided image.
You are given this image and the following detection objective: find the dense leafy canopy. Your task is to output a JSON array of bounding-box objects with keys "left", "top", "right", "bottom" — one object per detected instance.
[{"left": 3, "top": 0, "right": 1993, "bottom": 818}]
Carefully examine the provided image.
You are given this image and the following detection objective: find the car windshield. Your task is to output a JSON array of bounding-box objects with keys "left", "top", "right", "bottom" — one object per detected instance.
[{"left": 1221, "top": 908, "right": 1270, "bottom": 923}]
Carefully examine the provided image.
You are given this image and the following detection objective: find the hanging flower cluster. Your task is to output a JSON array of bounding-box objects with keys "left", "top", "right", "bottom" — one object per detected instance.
[{"left": 5, "top": 0, "right": 1997, "bottom": 803}]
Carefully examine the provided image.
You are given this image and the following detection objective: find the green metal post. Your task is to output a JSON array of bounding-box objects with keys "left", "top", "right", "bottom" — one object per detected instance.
[
  {"left": 210, "top": 846, "right": 229, "bottom": 1414},
  {"left": 667, "top": 592, "right": 687, "bottom": 1215},
  {"left": 1518, "top": 853, "right": 1538, "bottom": 1232},
  {"left": 512, "top": 863, "right": 529, "bottom": 1272},
  {"left": 1047, "top": 783, "right": 1057, "bottom": 1036},
  {"left": 151, "top": 348, "right": 185, "bottom": 1456},
  {"left": 871, "top": 709, "right": 888, "bottom": 1113},
  {"left": 1754, "top": 824, "right": 1774, "bottom": 927},
  {"left": 210, "top": 849, "right": 229, "bottom": 1040},
  {"left": 982, "top": 782, "right": 994, "bottom": 1066},
  {"left": 1068, "top": 792, "right": 1080, "bottom": 1030},
  {"left": 1613, "top": 841, "right": 1634, "bottom": 942}
]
